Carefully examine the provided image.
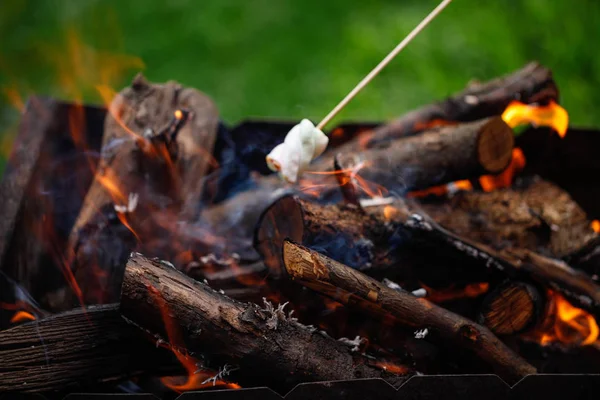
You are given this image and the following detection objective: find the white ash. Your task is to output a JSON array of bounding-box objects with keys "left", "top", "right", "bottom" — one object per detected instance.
[
  {"left": 464, "top": 95, "right": 479, "bottom": 105},
  {"left": 159, "top": 260, "right": 176, "bottom": 270},
  {"left": 411, "top": 288, "right": 428, "bottom": 298},
  {"left": 414, "top": 328, "right": 429, "bottom": 339},
  {"left": 383, "top": 278, "right": 404, "bottom": 292},
  {"left": 218, "top": 289, "right": 225, "bottom": 295},
  {"left": 260, "top": 298, "right": 297, "bottom": 330},
  {"left": 114, "top": 192, "right": 139, "bottom": 214},
  {"left": 592, "top": 274, "right": 599, "bottom": 281},
  {"left": 199, "top": 364, "right": 239, "bottom": 386},
  {"left": 359, "top": 197, "right": 395, "bottom": 208},
  {"left": 199, "top": 253, "right": 239, "bottom": 268},
  {"left": 338, "top": 336, "right": 365, "bottom": 352}
]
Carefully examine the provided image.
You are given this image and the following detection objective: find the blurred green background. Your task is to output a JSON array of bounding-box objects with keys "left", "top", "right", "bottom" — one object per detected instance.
[{"left": 1, "top": 0, "right": 600, "bottom": 172}]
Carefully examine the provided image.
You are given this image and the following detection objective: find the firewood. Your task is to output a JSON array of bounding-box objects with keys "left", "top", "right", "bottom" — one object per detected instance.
[
  {"left": 365, "top": 62, "right": 558, "bottom": 148},
  {"left": 255, "top": 195, "right": 600, "bottom": 318},
  {"left": 69, "top": 74, "right": 219, "bottom": 246},
  {"left": 119, "top": 253, "right": 411, "bottom": 391},
  {"left": 419, "top": 178, "right": 596, "bottom": 258},
  {"left": 0, "top": 304, "right": 178, "bottom": 393},
  {"left": 282, "top": 240, "right": 536, "bottom": 384},
  {"left": 59, "top": 75, "right": 219, "bottom": 309},
  {"left": 0, "top": 97, "right": 106, "bottom": 310},
  {"left": 335, "top": 117, "right": 514, "bottom": 194},
  {"left": 478, "top": 281, "right": 545, "bottom": 335}
]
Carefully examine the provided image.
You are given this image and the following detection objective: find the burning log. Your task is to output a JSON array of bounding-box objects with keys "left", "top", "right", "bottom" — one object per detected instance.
[
  {"left": 365, "top": 62, "right": 558, "bottom": 147},
  {"left": 0, "top": 304, "right": 178, "bottom": 393},
  {"left": 255, "top": 194, "right": 600, "bottom": 319},
  {"left": 335, "top": 117, "right": 514, "bottom": 194},
  {"left": 60, "top": 75, "right": 219, "bottom": 309},
  {"left": 419, "top": 178, "right": 596, "bottom": 258},
  {"left": 254, "top": 195, "right": 406, "bottom": 278},
  {"left": 282, "top": 240, "right": 536, "bottom": 384},
  {"left": 69, "top": 74, "right": 219, "bottom": 243},
  {"left": 478, "top": 281, "right": 545, "bottom": 335},
  {"left": 119, "top": 253, "right": 411, "bottom": 391}
]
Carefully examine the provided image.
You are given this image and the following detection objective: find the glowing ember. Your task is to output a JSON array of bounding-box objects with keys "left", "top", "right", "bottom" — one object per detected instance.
[
  {"left": 371, "top": 360, "right": 410, "bottom": 374},
  {"left": 534, "top": 291, "right": 599, "bottom": 346},
  {"left": 422, "top": 282, "right": 489, "bottom": 303},
  {"left": 591, "top": 220, "right": 600, "bottom": 233},
  {"left": 9, "top": 311, "right": 36, "bottom": 324},
  {"left": 501, "top": 100, "right": 568, "bottom": 137}
]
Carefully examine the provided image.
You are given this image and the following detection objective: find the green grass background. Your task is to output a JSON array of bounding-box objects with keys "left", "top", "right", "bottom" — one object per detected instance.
[{"left": 1, "top": 0, "right": 600, "bottom": 172}]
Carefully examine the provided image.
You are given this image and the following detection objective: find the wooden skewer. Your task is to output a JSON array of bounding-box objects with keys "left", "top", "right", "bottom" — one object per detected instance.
[{"left": 316, "top": 0, "right": 453, "bottom": 131}]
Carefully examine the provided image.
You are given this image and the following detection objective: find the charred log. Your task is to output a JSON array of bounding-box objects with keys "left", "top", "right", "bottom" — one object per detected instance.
[
  {"left": 419, "top": 178, "right": 596, "bottom": 258},
  {"left": 335, "top": 117, "right": 514, "bottom": 194},
  {"left": 119, "top": 253, "right": 411, "bottom": 391},
  {"left": 478, "top": 281, "right": 545, "bottom": 335},
  {"left": 282, "top": 240, "right": 536, "bottom": 384},
  {"left": 0, "top": 304, "right": 178, "bottom": 393}
]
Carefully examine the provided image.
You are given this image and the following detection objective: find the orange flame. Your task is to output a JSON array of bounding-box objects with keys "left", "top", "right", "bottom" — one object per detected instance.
[
  {"left": 591, "top": 220, "right": 600, "bottom": 233},
  {"left": 422, "top": 282, "right": 490, "bottom": 303},
  {"left": 10, "top": 311, "right": 36, "bottom": 323},
  {"left": 302, "top": 161, "right": 387, "bottom": 199},
  {"left": 502, "top": 100, "right": 568, "bottom": 138},
  {"left": 479, "top": 148, "right": 526, "bottom": 192},
  {"left": 144, "top": 281, "right": 240, "bottom": 392},
  {"left": 535, "top": 291, "right": 599, "bottom": 346}
]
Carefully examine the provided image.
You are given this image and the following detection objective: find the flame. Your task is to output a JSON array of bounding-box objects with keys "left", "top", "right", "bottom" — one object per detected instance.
[
  {"left": 407, "top": 179, "right": 473, "bottom": 198},
  {"left": 533, "top": 291, "right": 599, "bottom": 346},
  {"left": 413, "top": 118, "right": 457, "bottom": 131},
  {"left": 371, "top": 360, "right": 409, "bottom": 375},
  {"left": 10, "top": 311, "right": 36, "bottom": 323},
  {"left": 302, "top": 161, "right": 387, "bottom": 199},
  {"left": 591, "top": 220, "right": 600, "bottom": 233},
  {"left": 502, "top": 100, "right": 568, "bottom": 137},
  {"left": 2, "top": 85, "right": 25, "bottom": 112},
  {"left": 478, "top": 148, "right": 526, "bottom": 192},
  {"left": 422, "top": 282, "right": 489, "bottom": 303},
  {"left": 96, "top": 84, "right": 142, "bottom": 141},
  {"left": 144, "top": 281, "right": 239, "bottom": 392}
]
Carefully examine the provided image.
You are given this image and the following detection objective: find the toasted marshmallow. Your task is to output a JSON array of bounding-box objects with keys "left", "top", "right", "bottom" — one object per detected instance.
[{"left": 266, "top": 119, "right": 329, "bottom": 183}]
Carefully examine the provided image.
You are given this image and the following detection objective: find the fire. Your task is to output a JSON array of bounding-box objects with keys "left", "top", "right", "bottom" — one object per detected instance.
[
  {"left": 10, "top": 311, "right": 36, "bottom": 323},
  {"left": 422, "top": 282, "right": 489, "bottom": 303},
  {"left": 413, "top": 118, "right": 457, "bottom": 131},
  {"left": 145, "top": 282, "right": 239, "bottom": 392},
  {"left": 501, "top": 100, "right": 568, "bottom": 137},
  {"left": 534, "top": 291, "right": 599, "bottom": 347},
  {"left": 478, "top": 148, "right": 526, "bottom": 192},
  {"left": 302, "top": 161, "right": 387, "bottom": 199},
  {"left": 371, "top": 360, "right": 409, "bottom": 375},
  {"left": 591, "top": 220, "right": 600, "bottom": 233}
]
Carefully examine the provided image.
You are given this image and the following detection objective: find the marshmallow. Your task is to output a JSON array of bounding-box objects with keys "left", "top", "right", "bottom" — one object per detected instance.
[{"left": 266, "top": 119, "right": 329, "bottom": 183}]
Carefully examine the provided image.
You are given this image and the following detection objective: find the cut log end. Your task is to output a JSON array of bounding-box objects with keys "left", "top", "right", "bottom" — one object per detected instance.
[
  {"left": 254, "top": 195, "right": 305, "bottom": 277},
  {"left": 479, "top": 282, "right": 544, "bottom": 335},
  {"left": 476, "top": 117, "right": 515, "bottom": 174}
]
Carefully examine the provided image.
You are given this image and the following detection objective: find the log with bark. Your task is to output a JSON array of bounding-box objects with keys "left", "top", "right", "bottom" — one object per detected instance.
[
  {"left": 364, "top": 62, "right": 558, "bottom": 148},
  {"left": 335, "top": 117, "right": 515, "bottom": 195},
  {"left": 478, "top": 281, "right": 545, "bottom": 335},
  {"left": 282, "top": 240, "right": 536, "bottom": 384},
  {"left": 119, "top": 253, "right": 411, "bottom": 391},
  {"left": 54, "top": 75, "right": 220, "bottom": 310},
  {"left": 419, "top": 177, "right": 596, "bottom": 258},
  {"left": 255, "top": 194, "right": 600, "bottom": 318},
  {"left": 0, "top": 304, "right": 178, "bottom": 393}
]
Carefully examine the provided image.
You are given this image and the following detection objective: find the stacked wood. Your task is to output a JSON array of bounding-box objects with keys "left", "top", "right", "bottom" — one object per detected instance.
[
  {"left": 119, "top": 253, "right": 411, "bottom": 391},
  {"left": 0, "top": 304, "right": 179, "bottom": 393},
  {"left": 282, "top": 240, "right": 536, "bottom": 384},
  {"left": 335, "top": 117, "right": 514, "bottom": 194}
]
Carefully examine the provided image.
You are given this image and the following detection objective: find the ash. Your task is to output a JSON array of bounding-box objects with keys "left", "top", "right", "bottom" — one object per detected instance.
[{"left": 260, "top": 298, "right": 297, "bottom": 330}]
